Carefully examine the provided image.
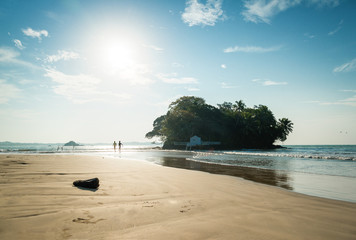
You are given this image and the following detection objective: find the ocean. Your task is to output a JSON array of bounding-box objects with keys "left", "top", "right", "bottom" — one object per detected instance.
[{"left": 1, "top": 142, "right": 355, "bottom": 203}]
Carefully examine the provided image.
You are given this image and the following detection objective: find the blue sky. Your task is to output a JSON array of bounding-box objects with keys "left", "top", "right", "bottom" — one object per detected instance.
[{"left": 0, "top": 0, "right": 355, "bottom": 144}]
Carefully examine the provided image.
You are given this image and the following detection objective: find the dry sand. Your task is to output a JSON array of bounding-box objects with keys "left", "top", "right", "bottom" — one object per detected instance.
[{"left": 0, "top": 154, "right": 355, "bottom": 240}]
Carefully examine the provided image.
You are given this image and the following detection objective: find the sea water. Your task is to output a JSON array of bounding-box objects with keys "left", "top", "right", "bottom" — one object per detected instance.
[
  {"left": 1, "top": 142, "right": 355, "bottom": 202},
  {"left": 188, "top": 145, "right": 356, "bottom": 202}
]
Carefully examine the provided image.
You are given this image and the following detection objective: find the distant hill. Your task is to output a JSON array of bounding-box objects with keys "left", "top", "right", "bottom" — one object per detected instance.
[{"left": 64, "top": 141, "right": 81, "bottom": 146}]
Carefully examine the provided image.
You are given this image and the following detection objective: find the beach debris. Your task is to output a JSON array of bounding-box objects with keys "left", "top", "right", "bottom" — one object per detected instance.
[
  {"left": 72, "top": 217, "right": 105, "bottom": 224},
  {"left": 73, "top": 178, "right": 100, "bottom": 189}
]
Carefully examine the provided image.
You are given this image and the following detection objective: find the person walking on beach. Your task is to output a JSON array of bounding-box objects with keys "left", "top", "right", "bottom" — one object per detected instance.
[
  {"left": 118, "top": 141, "right": 123, "bottom": 151},
  {"left": 113, "top": 141, "right": 117, "bottom": 152}
]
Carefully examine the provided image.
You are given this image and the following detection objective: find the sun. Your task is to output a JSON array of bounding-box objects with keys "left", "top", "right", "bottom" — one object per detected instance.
[
  {"left": 89, "top": 32, "right": 137, "bottom": 75},
  {"left": 98, "top": 39, "right": 135, "bottom": 74}
]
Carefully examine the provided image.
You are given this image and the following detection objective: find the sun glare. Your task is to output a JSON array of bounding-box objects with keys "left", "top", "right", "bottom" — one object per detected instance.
[
  {"left": 89, "top": 32, "right": 137, "bottom": 75},
  {"left": 100, "top": 40, "right": 135, "bottom": 73}
]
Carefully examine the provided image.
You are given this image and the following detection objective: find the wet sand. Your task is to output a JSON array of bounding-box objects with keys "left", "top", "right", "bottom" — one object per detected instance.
[
  {"left": 1, "top": 154, "right": 356, "bottom": 239},
  {"left": 158, "top": 156, "right": 293, "bottom": 190}
]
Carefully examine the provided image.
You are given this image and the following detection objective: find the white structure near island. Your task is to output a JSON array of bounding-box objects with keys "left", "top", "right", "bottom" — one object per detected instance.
[
  {"left": 174, "top": 135, "right": 221, "bottom": 150},
  {"left": 188, "top": 135, "right": 202, "bottom": 147}
]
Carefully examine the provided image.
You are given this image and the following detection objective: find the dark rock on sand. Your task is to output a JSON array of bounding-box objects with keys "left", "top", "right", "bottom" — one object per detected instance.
[{"left": 73, "top": 178, "right": 100, "bottom": 189}]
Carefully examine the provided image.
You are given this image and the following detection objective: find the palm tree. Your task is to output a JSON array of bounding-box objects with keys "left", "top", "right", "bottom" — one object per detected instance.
[
  {"left": 234, "top": 100, "right": 246, "bottom": 112},
  {"left": 277, "top": 118, "right": 293, "bottom": 142}
]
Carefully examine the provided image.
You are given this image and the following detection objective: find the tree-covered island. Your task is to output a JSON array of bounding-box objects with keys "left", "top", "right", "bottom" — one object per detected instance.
[{"left": 146, "top": 96, "right": 293, "bottom": 150}]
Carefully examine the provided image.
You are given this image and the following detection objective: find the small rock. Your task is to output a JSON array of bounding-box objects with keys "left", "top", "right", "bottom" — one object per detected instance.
[{"left": 73, "top": 178, "right": 99, "bottom": 189}]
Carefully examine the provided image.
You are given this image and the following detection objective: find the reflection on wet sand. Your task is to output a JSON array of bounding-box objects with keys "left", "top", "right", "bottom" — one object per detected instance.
[{"left": 158, "top": 157, "right": 293, "bottom": 190}]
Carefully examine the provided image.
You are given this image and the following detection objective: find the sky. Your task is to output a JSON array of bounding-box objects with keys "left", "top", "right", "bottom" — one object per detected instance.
[{"left": 0, "top": 0, "right": 355, "bottom": 145}]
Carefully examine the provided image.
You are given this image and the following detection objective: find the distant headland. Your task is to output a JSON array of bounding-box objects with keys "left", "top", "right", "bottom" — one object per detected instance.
[{"left": 64, "top": 141, "right": 81, "bottom": 147}]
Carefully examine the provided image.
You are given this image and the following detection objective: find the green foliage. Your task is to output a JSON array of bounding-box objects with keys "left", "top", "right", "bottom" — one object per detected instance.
[
  {"left": 146, "top": 96, "right": 293, "bottom": 149},
  {"left": 145, "top": 115, "right": 166, "bottom": 139}
]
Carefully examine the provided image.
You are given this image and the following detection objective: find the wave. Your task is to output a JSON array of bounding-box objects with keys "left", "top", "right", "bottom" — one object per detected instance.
[
  {"left": 1, "top": 143, "right": 355, "bottom": 162},
  {"left": 0, "top": 143, "right": 162, "bottom": 154},
  {"left": 193, "top": 151, "right": 356, "bottom": 162}
]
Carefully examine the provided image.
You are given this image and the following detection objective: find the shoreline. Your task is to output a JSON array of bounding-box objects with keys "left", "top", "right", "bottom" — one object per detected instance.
[
  {"left": 1, "top": 154, "right": 356, "bottom": 239},
  {"left": 152, "top": 156, "right": 294, "bottom": 190},
  {"left": 1, "top": 149, "right": 355, "bottom": 203},
  {"left": 147, "top": 156, "right": 356, "bottom": 203}
]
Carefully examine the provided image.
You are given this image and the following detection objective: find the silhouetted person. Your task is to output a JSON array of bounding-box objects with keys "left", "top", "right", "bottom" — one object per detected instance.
[
  {"left": 118, "top": 141, "right": 123, "bottom": 151},
  {"left": 113, "top": 141, "right": 117, "bottom": 152}
]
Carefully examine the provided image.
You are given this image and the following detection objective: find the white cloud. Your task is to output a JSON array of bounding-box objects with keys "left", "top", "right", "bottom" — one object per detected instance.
[
  {"left": 221, "top": 82, "right": 238, "bottom": 89},
  {"left": 263, "top": 80, "right": 287, "bottom": 86},
  {"left": 328, "top": 26, "right": 341, "bottom": 36},
  {"left": 314, "top": 89, "right": 356, "bottom": 107},
  {"left": 182, "top": 0, "right": 225, "bottom": 27},
  {"left": 45, "top": 50, "right": 80, "bottom": 63},
  {"left": 44, "top": 69, "right": 131, "bottom": 104},
  {"left": 328, "top": 19, "right": 343, "bottom": 36},
  {"left": 340, "top": 95, "right": 356, "bottom": 104},
  {"left": 305, "top": 89, "right": 356, "bottom": 107},
  {"left": 0, "top": 79, "right": 21, "bottom": 104},
  {"left": 0, "top": 47, "right": 38, "bottom": 69},
  {"left": 0, "top": 47, "right": 19, "bottom": 62},
  {"left": 221, "top": 64, "right": 227, "bottom": 69},
  {"left": 242, "top": 0, "right": 340, "bottom": 24},
  {"left": 13, "top": 39, "right": 25, "bottom": 50},
  {"left": 341, "top": 89, "right": 356, "bottom": 93},
  {"left": 172, "top": 62, "right": 184, "bottom": 68},
  {"left": 118, "top": 64, "right": 155, "bottom": 85},
  {"left": 19, "top": 79, "right": 34, "bottom": 85},
  {"left": 308, "top": 0, "right": 340, "bottom": 8},
  {"left": 186, "top": 87, "right": 200, "bottom": 91},
  {"left": 224, "top": 45, "right": 281, "bottom": 53},
  {"left": 253, "top": 78, "right": 287, "bottom": 86},
  {"left": 22, "top": 27, "right": 48, "bottom": 41},
  {"left": 242, "top": 0, "right": 301, "bottom": 24},
  {"left": 302, "top": 100, "right": 322, "bottom": 104},
  {"left": 142, "top": 44, "right": 164, "bottom": 51},
  {"left": 164, "top": 77, "right": 198, "bottom": 84},
  {"left": 335, "top": 90, "right": 356, "bottom": 106},
  {"left": 304, "top": 33, "right": 316, "bottom": 39},
  {"left": 322, "top": 96, "right": 356, "bottom": 107},
  {"left": 157, "top": 73, "right": 198, "bottom": 84},
  {"left": 333, "top": 59, "right": 356, "bottom": 73}
]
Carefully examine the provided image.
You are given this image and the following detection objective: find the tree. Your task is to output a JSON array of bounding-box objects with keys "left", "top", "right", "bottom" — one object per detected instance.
[
  {"left": 234, "top": 100, "right": 246, "bottom": 112},
  {"left": 217, "top": 100, "right": 246, "bottom": 147},
  {"left": 277, "top": 118, "right": 294, "bottom": 142},
  {"left": 252, "top": 105, "right": 278, "bottom": 147},
  {"left": 145, "top": 115, "right": 166, "bottom": 139},
  {"left": 159, "top": 96, "right": 226, "bottom": 147}
]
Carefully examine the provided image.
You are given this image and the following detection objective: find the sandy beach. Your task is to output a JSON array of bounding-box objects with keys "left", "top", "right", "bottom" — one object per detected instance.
[{"left": 0, "top": 154, "right": 355, "bottom": 240}]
